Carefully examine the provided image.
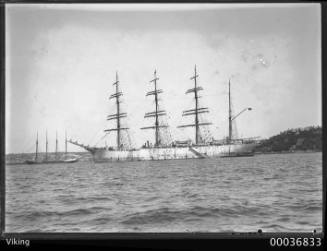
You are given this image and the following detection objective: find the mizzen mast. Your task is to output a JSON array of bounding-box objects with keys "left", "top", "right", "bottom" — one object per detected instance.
[
  {"left": 141, "top": 70, "right": 168, "bottom": 147},
  {"left": 104, "top": 72, "right": 129, "bottom": 150},
  {"left": 178, "top": 65, "right": 212, "bottom": 145}
]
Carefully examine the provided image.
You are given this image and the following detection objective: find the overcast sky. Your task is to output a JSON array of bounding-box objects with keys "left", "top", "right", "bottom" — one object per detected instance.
[{"left": 6, "top": 3, "right": 321, "bottom": 153}]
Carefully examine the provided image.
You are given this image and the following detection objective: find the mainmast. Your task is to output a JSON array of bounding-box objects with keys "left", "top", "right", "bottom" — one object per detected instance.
[
  {"left": 228, "top": 79, "right": 232, "bottom": 143},
  {"left": 141, "top": 70, "right": 168, "bottom": 147},
  {"left": 178, "top": 65, "right": 212, "bottom": 145},
  {"left": 104, "top": 72, "right": 129, "bottom": 150}
]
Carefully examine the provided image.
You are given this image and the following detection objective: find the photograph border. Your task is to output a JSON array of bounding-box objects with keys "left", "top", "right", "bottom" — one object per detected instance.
[{"left": 0, "top": 0, "right": 325, "bottom": 249}]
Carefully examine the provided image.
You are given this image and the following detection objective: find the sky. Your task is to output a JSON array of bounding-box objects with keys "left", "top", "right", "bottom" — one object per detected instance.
[{"left": 5, "top": 3, "right": 321, "bottom": 153}]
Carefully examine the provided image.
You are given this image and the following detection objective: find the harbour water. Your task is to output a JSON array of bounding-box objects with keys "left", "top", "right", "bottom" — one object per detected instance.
[{"left": 5, "top": 152, "right": 322, "bottom": 232}]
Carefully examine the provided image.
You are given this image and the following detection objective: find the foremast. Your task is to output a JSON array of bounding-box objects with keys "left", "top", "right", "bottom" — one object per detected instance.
[
  {"left": 141, "top": 70, "right": 168, "bottom": 147},
  {"left": 178, "top": 65, "right": 212, "bottom": 145},
  {"left": 104, "top": 72, "right": 129, "bottom": 150}
]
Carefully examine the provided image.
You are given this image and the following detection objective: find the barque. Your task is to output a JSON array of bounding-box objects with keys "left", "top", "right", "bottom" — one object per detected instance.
[{"left": 69, "top": 66, "right": 258, "bottom": 162}]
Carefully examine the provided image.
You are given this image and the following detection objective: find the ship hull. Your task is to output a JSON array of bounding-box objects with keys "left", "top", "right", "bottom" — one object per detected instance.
[
  {"left": 90, "top": 143, "right": 257, "bottom": 162},
  {"left": 25, "top": 158, "right": 78, "bottom": 164}
]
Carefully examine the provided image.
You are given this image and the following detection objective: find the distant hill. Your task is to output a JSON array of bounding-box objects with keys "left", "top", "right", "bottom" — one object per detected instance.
[{"left": 255, "top": 126, "right": 322, "bottom": 153}]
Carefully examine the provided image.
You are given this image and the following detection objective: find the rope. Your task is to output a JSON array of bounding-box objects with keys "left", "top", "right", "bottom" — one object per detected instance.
[
  {"left": 88, "top": 125, "right": 105, "bottom": 145},
  {"left": 94, "top": 132, "right": 110, "bottom": 146}
]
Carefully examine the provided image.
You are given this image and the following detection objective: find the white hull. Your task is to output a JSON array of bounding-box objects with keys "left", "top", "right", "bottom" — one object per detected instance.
[{"left": 90, "top": 143, "right": 257, "bottom": 162}]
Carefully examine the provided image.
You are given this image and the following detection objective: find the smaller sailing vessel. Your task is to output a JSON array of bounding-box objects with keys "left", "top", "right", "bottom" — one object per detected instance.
[{"left": 25, "top": 131, "right": 78, "bottom": 164}]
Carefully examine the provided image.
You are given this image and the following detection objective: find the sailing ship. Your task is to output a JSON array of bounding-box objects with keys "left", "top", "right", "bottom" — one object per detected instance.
[
  {"left": 68, "top": 66, "right": 258, "bottom": 162},
  {"left": 25, "top": 131, "right": 78, "bottom": 164}
]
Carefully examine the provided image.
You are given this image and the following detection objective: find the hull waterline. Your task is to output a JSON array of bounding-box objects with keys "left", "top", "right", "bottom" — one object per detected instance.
[
  {"left": 24, "top": 158, "right": 78, "bottom": 164},
  {"left": 88, "top": 143, "right": 257, "bottom": 162}
]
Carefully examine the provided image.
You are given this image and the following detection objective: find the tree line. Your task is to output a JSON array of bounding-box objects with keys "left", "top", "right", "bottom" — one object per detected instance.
[{"left": 255, "top": 126, "right": 322, "bottom": 152}]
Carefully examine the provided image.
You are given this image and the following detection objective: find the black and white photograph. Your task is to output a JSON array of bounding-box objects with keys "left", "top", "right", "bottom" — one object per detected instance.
[{"left": 4, "top": 3, "right": 322, "bottom": 233}]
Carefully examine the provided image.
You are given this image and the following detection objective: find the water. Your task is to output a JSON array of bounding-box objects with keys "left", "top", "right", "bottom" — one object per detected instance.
[{"left": 5, "top": 152, "right": 322, "bottom": 232}]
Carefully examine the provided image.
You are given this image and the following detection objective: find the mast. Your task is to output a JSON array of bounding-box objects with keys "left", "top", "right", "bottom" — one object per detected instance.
[
  {"left": 154, "top": 70, "right": 159, "bottom": 146},
  {"left": 104, "top": 72, "right": 129, "bottom": 150},
  {"left": 45, "top": 130, "right": 48, "bottom": 160},
  {"left": 193, "top": 65, "right": 199, "bottom": 144},
  {"left": 55, "top": 131, "right": 58, "bottom": 156},
  {"left": 35, "top": 131, "right": 38, "bottom": 161},
  {"left": 178, "top": 65, "right": 212, "bottom": 145},
  {"left": 115, "top": 72, "right": 121, "bottom": 148},
  {"left": 141, "top": 70, "right": 168, "bottom": 147},
  {"left": 65, "top": 130, "right": 67, "bottom": 154},
  {"left": 228, "top": 79, "right": 232, "bottom": 143}
]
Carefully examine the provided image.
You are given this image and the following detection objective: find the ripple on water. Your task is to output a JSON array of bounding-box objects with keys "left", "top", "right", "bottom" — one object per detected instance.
[{"left": 5, "top": 152, "right": 323, "bottom": 232}]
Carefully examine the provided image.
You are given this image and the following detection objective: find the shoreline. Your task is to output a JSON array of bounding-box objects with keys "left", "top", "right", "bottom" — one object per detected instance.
[
  {"left": 254, "top": 150, "right": 321, "bottom": 155},
  {"left": 5, "top": 150, "right": 321, "bottom": 165}
]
